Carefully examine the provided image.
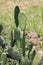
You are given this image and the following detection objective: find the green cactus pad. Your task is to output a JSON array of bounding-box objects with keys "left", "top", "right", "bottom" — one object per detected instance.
[
  {"left": 18, "top": 13, "right": 27, "bottom": 30},
  {"left": 7, "top": 47, "right": 21, "bottom": 61},
  {"left": 14, "top": 6, "right": 20, "bottom": 27},
  {"left": 14, "top": 28, "right": 21, "bottom": 41},
  {"left": 32, "top": 51, "right": 42, "bottom": 65}
]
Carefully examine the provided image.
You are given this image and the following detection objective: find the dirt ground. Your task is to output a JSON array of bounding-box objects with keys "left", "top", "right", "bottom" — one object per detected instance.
[{"left": 0, "top": 0, "right": 43, "bottom": 11}]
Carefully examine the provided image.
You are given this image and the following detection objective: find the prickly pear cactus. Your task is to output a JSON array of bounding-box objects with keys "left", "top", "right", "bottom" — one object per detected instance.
[
  {"left": 32, "top": 51, "right": 42, "bottom": 65},
  {"left": 14, "top": 6, "right": 20, "bottom": 27},
  {"left": 11, "top": 30, "right": 14, "bottom": 47},
  {"left": 18, "top": 13, "right": 27, "bottom": 31},
  {"left": 28, "top": 50, "right": 36, "bottom": 65},
  {"left": 14, "top": 28, "right": 21, "bottom": 41},
  {"left": 22, "top": 30, "right": 25, "bottom": 57},
  {"left": 14, "top": 28, "right": 21, "bottom": 48},
  {"left": 7, "top": 47, "right": 21, "bottom": 61}
]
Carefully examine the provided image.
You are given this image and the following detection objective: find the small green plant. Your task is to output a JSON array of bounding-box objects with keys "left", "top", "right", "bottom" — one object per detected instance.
[
  {"left": 14, "top": 6, "right": 27, "bottom": 57},
  {"left": 11, "top": 30, "right": 14, "bottom": 47},
  {"left": 18, "top": 13, "right": 27, "bottom": 57},
  {"left": 0, "top": 5, "right": 42, "bottom": 65},
  {"left": 14, "top": 6, "right": 20, "bottom": 27},
  {"left": 1, "top": 53, "right": 7, "bottom": 65},
  {"left": 32, "top": 51, "right": 42, "bottom": 65},
  {"left": 18, "top": 13, "right": 26, "bottom": 31},
  {"left": 7, "top": 47, "right": 22, "bottom": 62}
]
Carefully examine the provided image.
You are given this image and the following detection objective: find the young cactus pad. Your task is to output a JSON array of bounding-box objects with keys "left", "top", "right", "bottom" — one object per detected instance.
[
  {"left": 11, "top": 30, "right": 14, "bottom": 47},
  {"left": 18, "top": 13, "right": 27, "bottom": 31},
  {"left": 14, "top": 6, "right": 20, "bottom": 27},
  {"left": 14, "top": 28, "right": 21, "bottom": 41}
]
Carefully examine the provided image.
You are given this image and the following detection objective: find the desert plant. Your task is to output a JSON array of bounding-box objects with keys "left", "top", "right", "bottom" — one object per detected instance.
[
  {"left": 1, "top": 53, "right": 7, "bottom": 65},
  {"left": 22, "top": 30, "right": 25, "bottom": 57},
  {"left": 7, "top": 47, "right": 22, "bottom": 62},
  {"left": 14, "top": 28, "right": 21, "bottom": 41},
  {"left": 11, "top": 30, "right": 14, "bottom": 47},
  {"left": 14, "top": 6, "right": 27, "bottom": 57},
  {"left": 18, "top": 13, "right": 26, "bottom": 31},
  {"left": 14, "top": 6, "right": 20, "bottom": 27},
  {"left": 11, "top": 30, "right": 16, "bottom": 47},
  {"left": 18, "top": 13, "right": 27, "bottom": 57},
  {"left": 14, "top": 28, "right": 21, "bottom": 49},
  {"left": 32, "top": 51, "right": 42, "bottom": 65}
]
